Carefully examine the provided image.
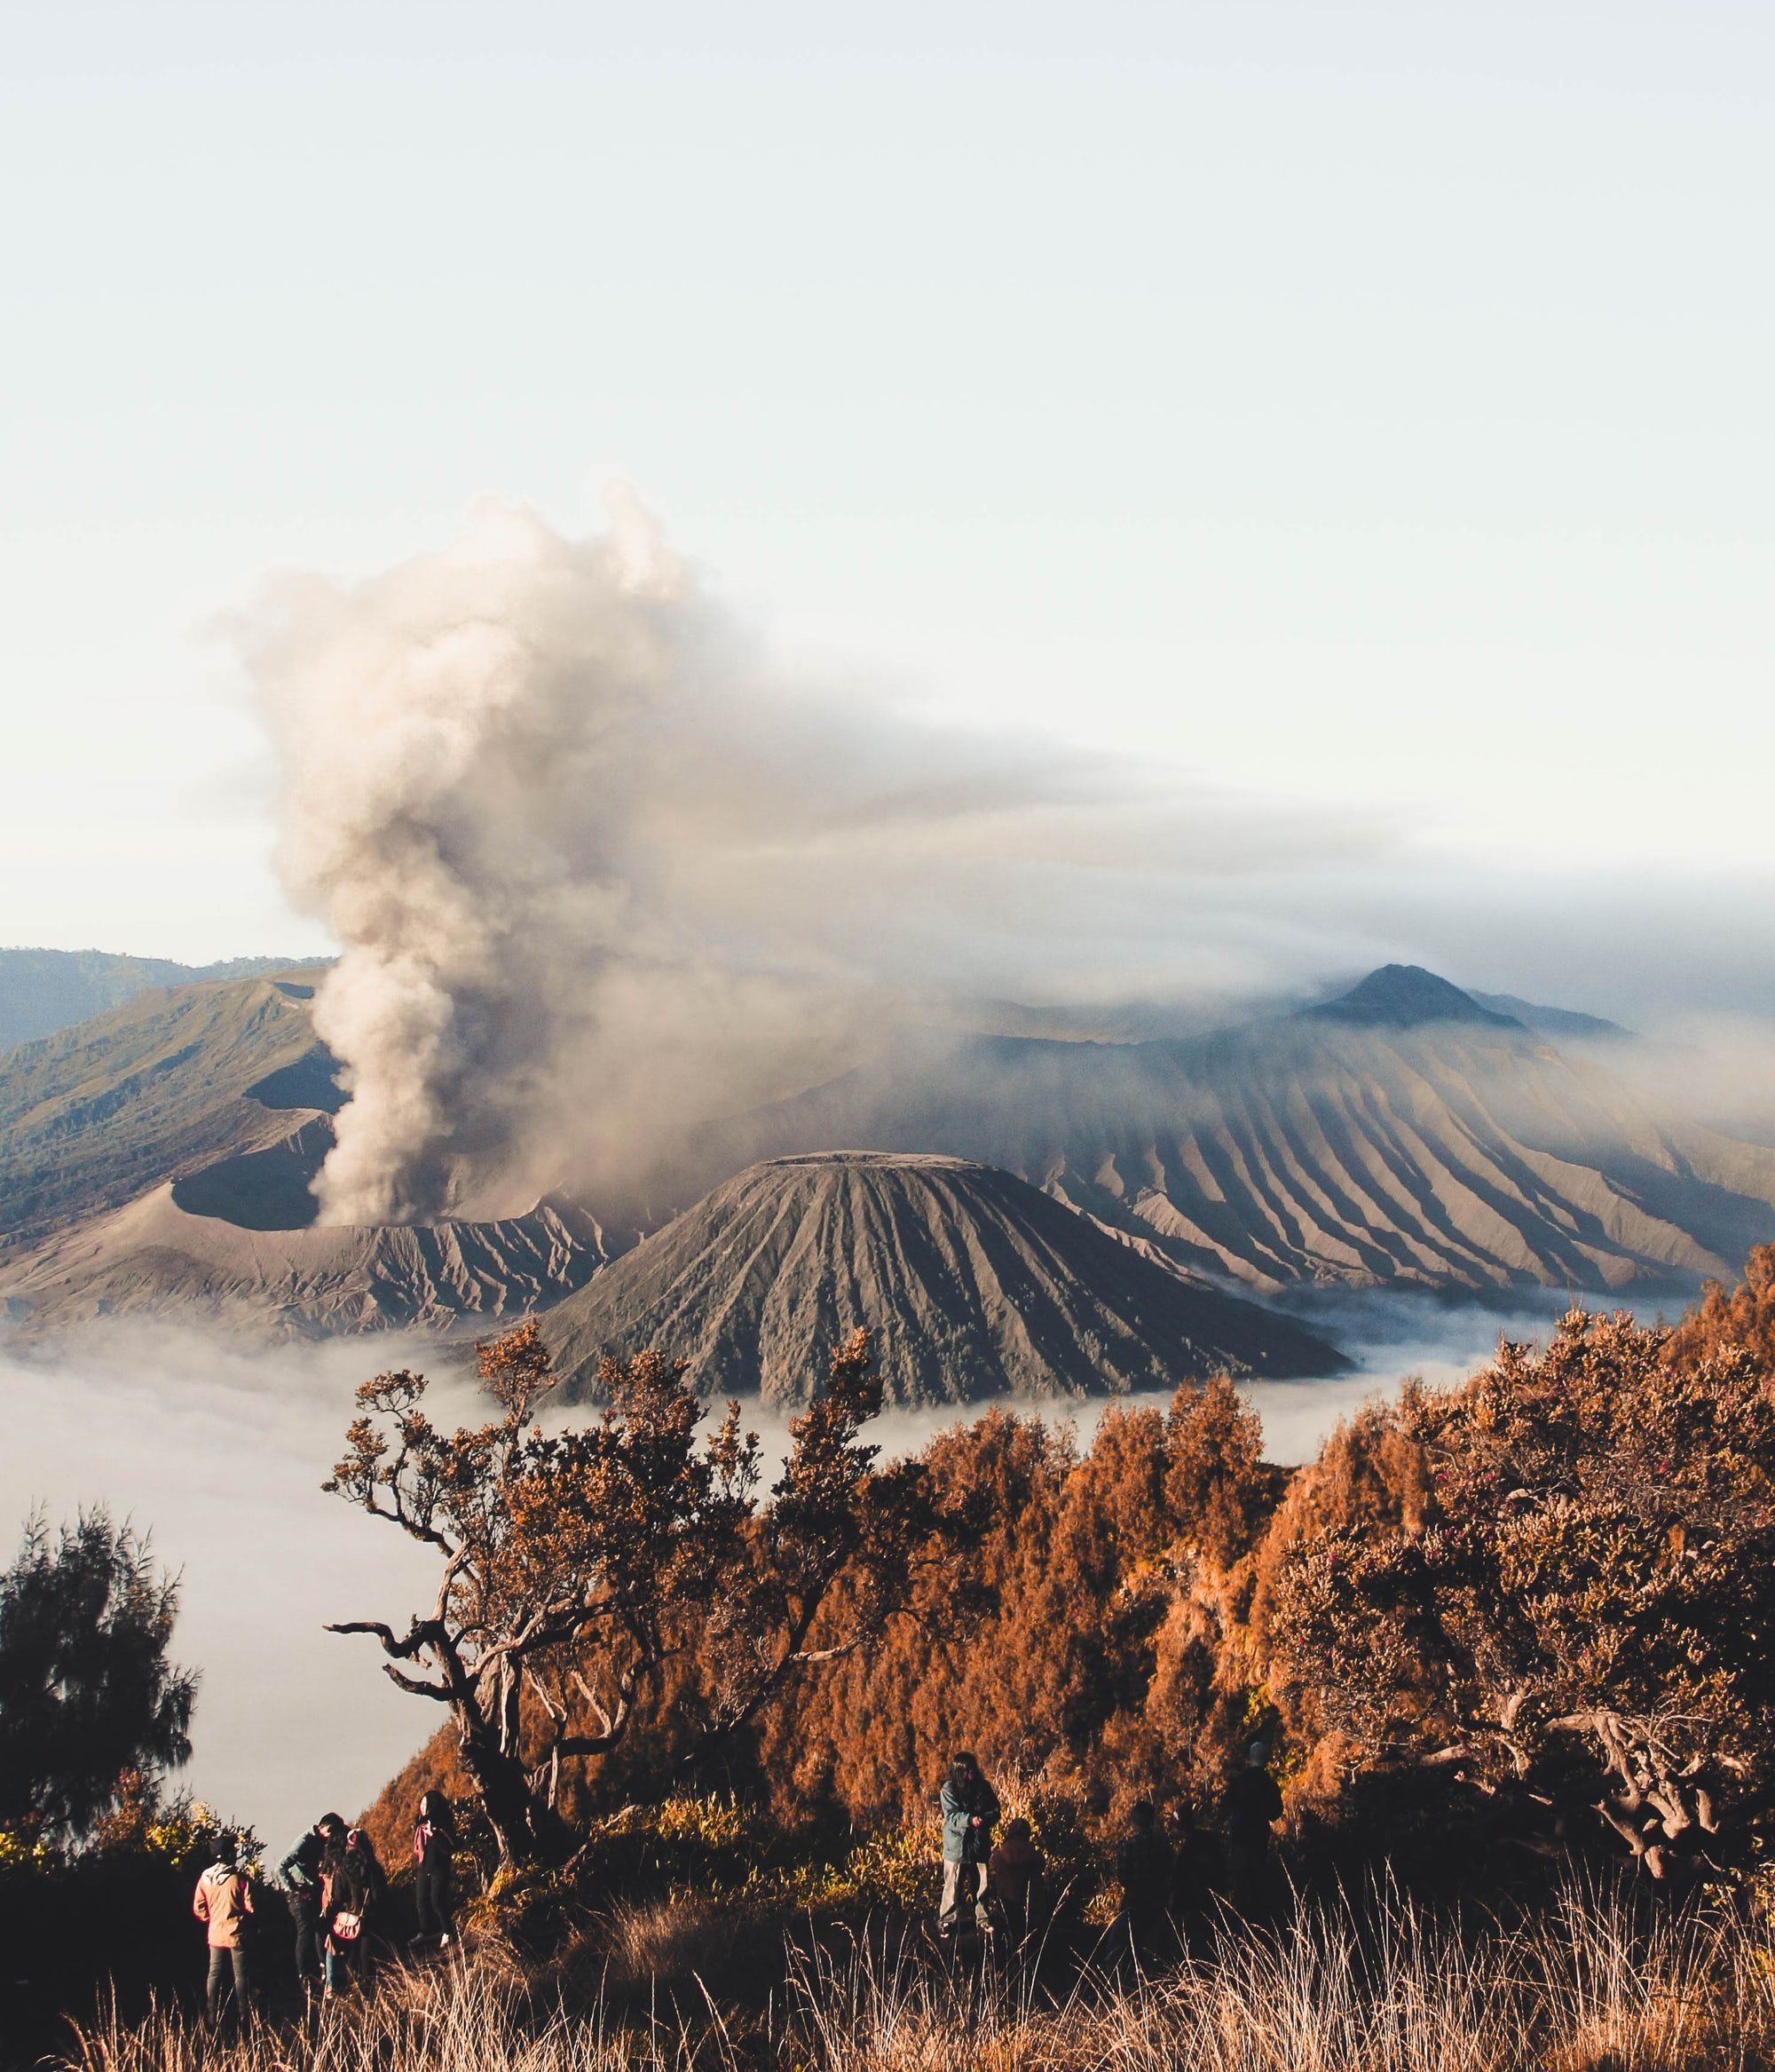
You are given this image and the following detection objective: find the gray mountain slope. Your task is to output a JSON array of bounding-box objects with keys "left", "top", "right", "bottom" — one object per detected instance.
[
  {"left": 0, "top": 1178, "right": 606, "bottom": 1338},
  {"left": 707, "top": 970, "right": 1775, "bottom": 1297},
  {"left": 543, "top": 1151, "right": 1345, "bottom": 1407},
  {"left": 1469, "top": 991, "right": 1631, "bottom": 1044},
  {"left": 0, "top": 968, "right": 607, "bottom": 1335},
  {"left": 4, "top": 961, "right": 1769, "bottom": 1333}
]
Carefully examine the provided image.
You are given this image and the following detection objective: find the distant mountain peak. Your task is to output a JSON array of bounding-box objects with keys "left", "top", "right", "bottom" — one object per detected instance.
[{"left": 1302, "top": 965, "right": 1524, "bottom": 1032}]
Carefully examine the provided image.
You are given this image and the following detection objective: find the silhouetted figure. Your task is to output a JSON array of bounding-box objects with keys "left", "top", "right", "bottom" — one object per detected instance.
[
  {"left": 938, "top": 1752, "right": 999, "bottom": 1937},
  {"left": 989, "top": 1816, "right": 1047, "bottom": 1950},
  {"left": 411, "top": 1791, "right": 457, "bottom": 1952},
  {"left": 1114, "top": 1800, "right": 1173, "bottom": 1969},
  {"left": 1222, "top": 1741, "right": 1283, "bottom": 1915},
  {"left": 193, "top": 1833, "right": 255, "bottom": 2031},
  {"left": 278, "top": 1812, "right": 345, "bottom": 1988},
  {"left": 1164, "top": 1801, "right": 1211, "bottom": 1950}
]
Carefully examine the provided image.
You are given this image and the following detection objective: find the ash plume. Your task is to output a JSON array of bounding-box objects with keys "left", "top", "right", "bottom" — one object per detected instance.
[{"left": 237, "top": 491, "right": 1384, "bottom": 1227}]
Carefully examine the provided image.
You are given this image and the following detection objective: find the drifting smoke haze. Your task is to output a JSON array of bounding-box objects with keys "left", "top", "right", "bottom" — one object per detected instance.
[
  {"left": 238, "top": 492, "right": 1389, "bottom": 1227},
  {"left": 239, "top": 490, "right": 1775, "bottom": 1231}
]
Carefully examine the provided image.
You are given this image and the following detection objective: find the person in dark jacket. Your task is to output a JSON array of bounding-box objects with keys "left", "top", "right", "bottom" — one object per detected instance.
[
  {"left": 1164, "top": 1800, "right": 1213, "bottom": 1951},
  {"left": 411, "top": 1792, "right": 457, "bottom": 1952},
  {"left": 988, "top": 1816, "right": 1046, "bottom": 1950},
  {"left": 1222, "top": 1742, "right": 1284, "bottom": 1915},
  {"left": 938, "top": 1752, "right": 1000, "bottom": 1937},
  {"left": 278, "top": 1812, "right": 345, "bottom": 1987},
  {"left": 1113, "top": 1800, "right": 1173, "bottom": 1968},
  {"left": 321, "top": 1827, "right": 388, "bottom": 1997}
]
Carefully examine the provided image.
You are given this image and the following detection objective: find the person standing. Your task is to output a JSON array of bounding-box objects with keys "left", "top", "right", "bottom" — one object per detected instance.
[
  {"left": 1222, "top": 1742, "right": 1284, "bottom": 1916},
  {"left": 411, "top": 1792, "right": 458, "bottom": 1952},
  {"left": 1164, "top": 1800, "right": 1211, "bottom": 1953},
  {"left": 322, "top": 1826, "right": 388, "bottom": 1997},
  {"left": 193, "top": 1834, "right": 255, "bottom": 2030},
  {"left": 278, "top": 1812, "right": 345, "bottom": 1989},
  {"left": 938, "top": 1752, "right": 999, "bottom": 1938},
  {"left": 988, "top": 1816, "right": 1046, "bottom": 1949},
  {"left": 1113, "top": 1800, "right": 1173, "bottom": 1969}
]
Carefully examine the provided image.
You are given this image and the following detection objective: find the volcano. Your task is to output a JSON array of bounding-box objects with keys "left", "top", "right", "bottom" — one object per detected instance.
[{"left": 541, "top": 1151, "right": 1345, "bottom": 1407}]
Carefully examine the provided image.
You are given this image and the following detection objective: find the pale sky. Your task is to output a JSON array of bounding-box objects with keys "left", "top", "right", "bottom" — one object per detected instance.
[{"left": 2, "top": 3, "right": 1771, "bottom": 1001}]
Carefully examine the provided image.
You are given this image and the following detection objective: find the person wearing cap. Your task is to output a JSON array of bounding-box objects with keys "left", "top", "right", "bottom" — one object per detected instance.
[{"left": 1221, "top": 1742, "right": 1283, "bottom": 1915}]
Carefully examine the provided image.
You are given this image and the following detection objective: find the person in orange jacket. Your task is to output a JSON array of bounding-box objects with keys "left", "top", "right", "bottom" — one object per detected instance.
[{"left": 193, "top": 1834, "right": 256, "bottom": 2029}]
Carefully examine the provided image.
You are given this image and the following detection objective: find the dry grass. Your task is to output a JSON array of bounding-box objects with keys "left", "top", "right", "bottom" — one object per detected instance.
[
  {"left": 57, "top": 1888, "right": 1775, "bottom": 2072},
  {"left": 601, "top": 1894, "right": 738, "bottom": 1994}
]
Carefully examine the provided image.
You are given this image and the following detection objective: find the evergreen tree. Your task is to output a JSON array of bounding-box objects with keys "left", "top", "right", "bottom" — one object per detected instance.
[{"left": 0, "top": 1510, "right": 197, "bottom": 1844}]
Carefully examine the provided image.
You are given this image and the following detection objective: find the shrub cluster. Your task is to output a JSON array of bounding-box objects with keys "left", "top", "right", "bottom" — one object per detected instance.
[{"left": 368, "top": 1253, "right": 1775, "bottom": 1907}]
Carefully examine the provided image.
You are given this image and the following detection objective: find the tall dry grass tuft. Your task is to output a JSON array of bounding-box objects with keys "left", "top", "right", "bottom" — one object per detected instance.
[
  {"left": 57, "top": 1887, "right": 1775, "bottom": 2072},
  {"left": 602, "top": 1894, "right": 736, "bottom": 1993}
]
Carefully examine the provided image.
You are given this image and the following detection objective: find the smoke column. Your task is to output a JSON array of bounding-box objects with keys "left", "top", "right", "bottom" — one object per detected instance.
[
  {"left": 239, "top": 491, "right": 1383, "bottom": 1227},
  {"left": 242, "top": 492, "right": 706, "bottom": 1222}
]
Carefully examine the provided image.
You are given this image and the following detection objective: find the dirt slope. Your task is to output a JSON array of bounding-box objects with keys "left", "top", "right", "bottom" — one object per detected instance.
[
  {"left": 0, "top": 970, "right": 339, "bottom": 1256},
  {"left": 0, "top": 969, "right": 609, "bottom": 1336}
]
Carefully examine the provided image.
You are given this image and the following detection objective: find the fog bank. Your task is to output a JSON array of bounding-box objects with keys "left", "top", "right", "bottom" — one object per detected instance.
[{"left": 0, "top": 1328, "right": 472, "bottom": 1847}]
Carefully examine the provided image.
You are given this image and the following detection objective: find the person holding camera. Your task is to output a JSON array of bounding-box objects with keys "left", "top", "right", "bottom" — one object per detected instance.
[{"left": 938, "top": 1751, "right": 1000, "bottom": 1937}]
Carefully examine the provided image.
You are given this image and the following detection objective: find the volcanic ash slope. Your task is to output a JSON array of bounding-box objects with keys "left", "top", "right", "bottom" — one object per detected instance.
[
  {"left": 542, "top": 1151, "right": 1345, "bottom": 1408},
  {"left": 714, "top": 968, "right": 1775, "bottom": 1297},
  {"left": 0, "top": 1177, "right": 607, "bottom": 1338}
]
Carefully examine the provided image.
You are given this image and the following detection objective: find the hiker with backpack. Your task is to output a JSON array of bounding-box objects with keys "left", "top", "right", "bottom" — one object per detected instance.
[
  {"left": 277, "top": 1811, "right": 345, "bottom": 1989},
  {"left": 411, "top": 1791, "right": 458, "bottom": 1953},
  {"left": 192, "top": 1834, "right": 256, "bottom": 2030},
  {"left": 321, "top": 1825, "right": 388, "bottom": 1997}
]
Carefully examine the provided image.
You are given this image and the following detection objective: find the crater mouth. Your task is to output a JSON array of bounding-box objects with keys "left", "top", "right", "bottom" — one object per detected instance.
[{"left": 170, "top": 1118, "right": 333, "bottom": 1231}]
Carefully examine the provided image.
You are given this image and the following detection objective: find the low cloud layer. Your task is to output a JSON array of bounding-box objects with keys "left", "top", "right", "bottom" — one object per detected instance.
[
  {"left": 0, "top": 1327, "right": 454, "bottom": 1845},
  {"left": 236, "top": 493, "right": 1386, "bottom": 1226}
]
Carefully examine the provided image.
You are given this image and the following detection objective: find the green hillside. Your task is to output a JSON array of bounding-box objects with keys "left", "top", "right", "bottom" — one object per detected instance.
[
  {"left": 0, "top": 969, "right": 337, "bottom": 1257},
  {"left": 0, "top": 946, "right": 316, "bottom": 1049}
]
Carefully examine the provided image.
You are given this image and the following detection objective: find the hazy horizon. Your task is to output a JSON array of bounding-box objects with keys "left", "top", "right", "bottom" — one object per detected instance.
[{"left": 3, "top": 2, "right": 1771, "bottom": 1031}]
